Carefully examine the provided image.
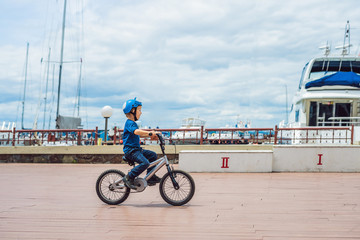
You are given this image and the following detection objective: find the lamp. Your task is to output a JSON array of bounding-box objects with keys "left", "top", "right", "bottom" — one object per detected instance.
[{"left": 101, "top": 106, "right": 113, "bottom": 145}]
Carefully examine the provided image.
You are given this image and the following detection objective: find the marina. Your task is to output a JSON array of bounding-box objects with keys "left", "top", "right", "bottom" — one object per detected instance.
[{"left": 1, "top": 1, "right": 360, "bottom": 238}]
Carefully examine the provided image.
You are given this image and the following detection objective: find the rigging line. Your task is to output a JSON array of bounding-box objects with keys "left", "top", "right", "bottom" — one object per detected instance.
[
  {"left": 40, "top": 5, "right": 58, "bottom": 128},
  {"left": 21, "top": 43, "right": 30, "bottom": 129},
  {"left": 80, "top": 0, "right": 88, "bottom": 128},
  {"left": 45, "top": 1, "right": 60, "bottom": 59},
  {"left": 32, "top": 54, "right": 46, "bottom": 131},
  {"left": 43, "top": 48, "right": 51, "bottom": 129},
  {"left": 73, "top": 58, "right": 82, "bottom": 117},
  {"left": 59, "top": 0, "right": 82, "bottom": 117},
  {"left": 16, "top": 44, "right": 28, "bottom": 125},
  {"left": 48, "top": 64, "right": 56, "bottom": 129}
]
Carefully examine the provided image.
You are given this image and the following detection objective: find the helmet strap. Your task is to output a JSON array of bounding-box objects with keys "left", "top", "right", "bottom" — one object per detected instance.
[{"left": 131, "top": 107, "right": 138, "bottom": 121}]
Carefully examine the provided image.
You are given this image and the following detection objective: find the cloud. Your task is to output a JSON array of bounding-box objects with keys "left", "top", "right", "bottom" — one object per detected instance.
[{"left": 1, "top": 0, "right": 359, "bottom": 130}]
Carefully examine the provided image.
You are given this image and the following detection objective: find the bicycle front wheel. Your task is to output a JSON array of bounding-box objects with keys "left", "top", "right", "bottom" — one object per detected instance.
[
  {"left": 159, "top": 170, "right": 195, "bottom": 206},
  {"left": 96, "top": 169, "right": 130, "bottom": 205}
]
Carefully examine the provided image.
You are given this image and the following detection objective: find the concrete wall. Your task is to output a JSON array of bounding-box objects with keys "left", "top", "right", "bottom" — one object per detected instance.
[
  {"left": 179, "top": 150, "right": 273, "bottom": 172},
  {"left": 1, "top": 144, "right": 359, "bottom": 172},
  {"left": 179, "top": 145, "right": 360, "bottom": 172},
  {"left": 0, "top": 145, "right": 271, "bottom": 163},
  {"left": 273, "top": 145, "right": 360, "bottom": 172}
]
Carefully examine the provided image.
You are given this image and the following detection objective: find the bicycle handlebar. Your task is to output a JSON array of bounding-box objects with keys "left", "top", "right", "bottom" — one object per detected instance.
[
  {"left": 156, "top": 133, "right": 164, "bottom": 145},
  {"left": 156, "top": 133, "right": 166, "bottom": 154}
]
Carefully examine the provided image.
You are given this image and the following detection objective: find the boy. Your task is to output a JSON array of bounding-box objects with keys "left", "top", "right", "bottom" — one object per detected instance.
[{"left": 122, "top": 98, "right": 162, "bottom": 189}]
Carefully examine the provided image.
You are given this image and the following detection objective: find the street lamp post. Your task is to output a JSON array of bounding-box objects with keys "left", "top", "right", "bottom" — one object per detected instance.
[{"left": 101, "top": 106, "right": 113, "bottom": 145}]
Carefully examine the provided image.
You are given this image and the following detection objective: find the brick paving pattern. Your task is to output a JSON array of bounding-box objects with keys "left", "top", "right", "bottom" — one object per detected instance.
[{"left": 0, "top": 164, "right": 359, "bottom": 239}]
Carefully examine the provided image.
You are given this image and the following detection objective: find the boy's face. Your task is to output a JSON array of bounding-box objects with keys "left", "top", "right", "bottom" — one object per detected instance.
[{"left": 136, "top": 106, "right": 142, "bottom": 120}]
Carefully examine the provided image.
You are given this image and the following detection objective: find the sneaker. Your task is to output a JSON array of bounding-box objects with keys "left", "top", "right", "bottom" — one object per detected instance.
[
  {"left": 123, "top": 174, "right": 136, "bottom": 189},
  {"left": 147, "top": 175, "right": 161, "bottom": 185}
]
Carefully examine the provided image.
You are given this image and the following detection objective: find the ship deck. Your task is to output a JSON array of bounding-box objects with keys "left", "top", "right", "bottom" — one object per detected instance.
[{"left": 0, "top": 164, "right": 360, "bottom": 240}]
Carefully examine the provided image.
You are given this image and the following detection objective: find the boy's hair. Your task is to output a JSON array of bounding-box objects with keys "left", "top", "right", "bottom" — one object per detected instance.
[{"left": 125, "top": 112, "right": 133, "bottom": 118}]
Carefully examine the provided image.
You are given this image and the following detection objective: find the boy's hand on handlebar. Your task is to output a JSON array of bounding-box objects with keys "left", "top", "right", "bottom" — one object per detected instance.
[{"left": 150, "top": 131, "right": 161, "bottom": 140}]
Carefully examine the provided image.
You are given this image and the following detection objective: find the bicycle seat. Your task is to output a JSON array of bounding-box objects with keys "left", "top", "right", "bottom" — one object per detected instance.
[{"left": 122, "top": 156, "right": 135, "bottom": 166}]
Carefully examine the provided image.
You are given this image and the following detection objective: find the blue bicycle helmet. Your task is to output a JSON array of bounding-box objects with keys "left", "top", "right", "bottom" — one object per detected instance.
[{"left": 123, "top": 97, "right": 142, "bottom": 114}]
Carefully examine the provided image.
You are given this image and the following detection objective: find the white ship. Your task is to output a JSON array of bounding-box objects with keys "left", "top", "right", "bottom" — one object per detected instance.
[
  {"left": 171, "top": 117, "right": 206, "bottom": 143},
  {"left": 285, "top": 21, "right": 360, "bottom": 144}
]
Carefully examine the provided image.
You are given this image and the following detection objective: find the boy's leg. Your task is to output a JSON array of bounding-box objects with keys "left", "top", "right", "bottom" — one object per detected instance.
[
  {"left": 127, "top": 150, "right": 150, "bottom": 179},
  {"left": 141, "top": 149, "right": 157, "bottom": 174},
  {"left": 141, "top": 149, "right": 161, "bottom": 184}
]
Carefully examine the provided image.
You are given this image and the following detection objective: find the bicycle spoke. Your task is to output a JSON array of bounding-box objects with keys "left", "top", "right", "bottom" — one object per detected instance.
[
  {"left": 162, "top": 172, "right": 192, "bottom": 203},
  {"left": 100, "top": 172, "right": 126, "bottom": 201},
  {"left": 96, "top": 169, "right": 131, "bottom": 205}
]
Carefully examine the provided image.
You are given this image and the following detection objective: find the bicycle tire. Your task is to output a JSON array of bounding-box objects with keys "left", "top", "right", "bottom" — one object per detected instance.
[
  {"left": 95, "top": 169, "right": 130, "bottom": 205},
  {"left": 159, "top": 170, "right": 195, "bottom": 206}
]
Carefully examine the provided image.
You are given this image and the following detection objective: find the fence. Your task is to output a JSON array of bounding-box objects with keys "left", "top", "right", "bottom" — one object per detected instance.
[
  {"left": 0, "top": 128, "right": 99, "bottom": 146},
  {"left": 0, "top": 125, "right": 355, "bottom": 146},
  {"left": 274, "top": 125, "right": 354, "bottom": 145},
  {"left": 112, "top": 127, "right": 275, "bottom": 145},
  {"left": 0, "top": 130, "right": 12, "bottom": 146}
]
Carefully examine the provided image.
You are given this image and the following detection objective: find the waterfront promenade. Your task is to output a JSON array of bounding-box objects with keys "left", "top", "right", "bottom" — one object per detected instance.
[{"left": 0, "top": 164, "right": 360, "bottom": 239}]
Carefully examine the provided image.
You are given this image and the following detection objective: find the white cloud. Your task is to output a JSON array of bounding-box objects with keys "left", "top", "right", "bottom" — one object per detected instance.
[{"left": 1, "top": 0, "right": 360, "bottom": 130}]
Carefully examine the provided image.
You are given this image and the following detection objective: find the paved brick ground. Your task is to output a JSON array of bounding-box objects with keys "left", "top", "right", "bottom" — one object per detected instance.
[{"left": 0, "top": 164, "right": 360, "bottom": 239}]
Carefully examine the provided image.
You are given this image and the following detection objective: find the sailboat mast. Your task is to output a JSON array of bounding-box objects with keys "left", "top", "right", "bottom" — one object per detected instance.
[
  {"left": 43, "top": 48, "right": 51, "bottom": 129},
  {"left": 285, "top": 84, "right": 288, "bottom": 125},
  {"left": 48, "top": 64, "right": 55, "bottom": 129},
  {"left": 56, "top": 0, "right": 67, "bottom": 124},
  {"left": 76, "top": 58, "right": 82, "bottom": 117},
  {"left": 21, "top": 42, "right": 29, "bottom": 130}
]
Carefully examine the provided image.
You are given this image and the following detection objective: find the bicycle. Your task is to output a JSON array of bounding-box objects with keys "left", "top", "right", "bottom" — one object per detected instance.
[{"left": 95, "top": 134, "right": 195, "bottom": 206}]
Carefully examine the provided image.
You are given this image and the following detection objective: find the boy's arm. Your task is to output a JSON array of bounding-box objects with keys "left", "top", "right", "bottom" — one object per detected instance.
[{"left": 134, "top": 129, "right": 161, "bottom": 138}]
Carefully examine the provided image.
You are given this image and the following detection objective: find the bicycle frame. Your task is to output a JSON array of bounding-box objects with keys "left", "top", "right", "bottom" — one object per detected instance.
[
  {"left": 144, "top": 155, "right": 168, "bottom": 181},
  {"left": 113, "top": 155, "right": 171, "bottom": 186}
]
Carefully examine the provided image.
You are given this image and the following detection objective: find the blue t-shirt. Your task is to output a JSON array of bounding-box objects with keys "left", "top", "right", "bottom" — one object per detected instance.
[{"left": 123, "top": 119, "right": 140, "bottom": 154}]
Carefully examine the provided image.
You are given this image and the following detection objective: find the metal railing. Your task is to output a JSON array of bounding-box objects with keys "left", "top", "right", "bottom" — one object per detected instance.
[
  {"left": 113, "top": 126, "right": 274, "bottom": 145},
  {"left": 0, "top": 128, "right": 99, "bottom": 146},
  {"left": 274, "top": 125, "right": 354, "bottom": 144},
  {"left": 0, "top": 130, "right": 12, "bottom": 146},
  {"left": 0, "top": 125, "right": 356, "bottom": 146},
  {"left": 205, "top": 127, "right": 274, "bottom": 144},
  {"left": 317, "top": 117, "right": 360, "bottom": 126}
]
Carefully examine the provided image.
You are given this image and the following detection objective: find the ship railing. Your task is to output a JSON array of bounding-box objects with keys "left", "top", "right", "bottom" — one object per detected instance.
[
  {"left": 274, "top": 125, "right": 354, "bottom": 145},
  {"left": 317, "top": 117, "right": 360, "bottom": 126}
]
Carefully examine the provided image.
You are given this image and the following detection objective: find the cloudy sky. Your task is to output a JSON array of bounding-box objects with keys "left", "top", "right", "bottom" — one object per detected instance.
[{"left": 1, "top": 0, "right": 359, "bottom": 130}]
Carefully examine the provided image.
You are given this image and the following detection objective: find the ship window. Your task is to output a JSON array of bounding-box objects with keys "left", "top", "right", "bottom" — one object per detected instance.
[
  {"left": 310, "top": 60, "right": 360, "bottom": 76},
  {"left": 309, "top": 102, "right": 317, "bottom": 126},
  {"left": 298, "top": 63, "right": 308, "bottom": 89},
  {"left": 309, "top": 101, "right": 351, "bottom": 126},
  {"left": 295, "top": 110, "right": 299, "bottom": 122},
  {"left": 318, "top": 103, "right": 334, "bottom": 126},
  {"left": 335, "top": 103, "right": 351, "bottom": 125}
]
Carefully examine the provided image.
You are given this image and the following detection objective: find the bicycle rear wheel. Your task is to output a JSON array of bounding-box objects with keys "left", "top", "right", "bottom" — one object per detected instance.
[
  {"left": 159, "top": 170, "right": 195, "bottom": 206},
  {"left": 96, "top": 169, "right": 130, "bottom": 205}
]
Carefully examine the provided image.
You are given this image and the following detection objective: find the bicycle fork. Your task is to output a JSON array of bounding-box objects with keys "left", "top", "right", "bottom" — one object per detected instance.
[{"left": 167, "top": 165, "right": 180, "bottom": 190}]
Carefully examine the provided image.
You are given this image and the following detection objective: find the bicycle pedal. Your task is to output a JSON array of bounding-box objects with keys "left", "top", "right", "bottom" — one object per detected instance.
[{"left": 147, "top": 182, "right": 156, "bottom": 186}]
